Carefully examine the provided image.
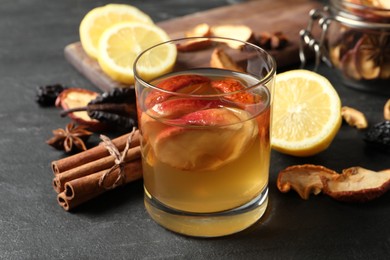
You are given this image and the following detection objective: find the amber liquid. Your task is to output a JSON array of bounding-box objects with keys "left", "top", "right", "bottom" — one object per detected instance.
[{"left": 139, "top": 68, "right": 271, "bottom": 236}]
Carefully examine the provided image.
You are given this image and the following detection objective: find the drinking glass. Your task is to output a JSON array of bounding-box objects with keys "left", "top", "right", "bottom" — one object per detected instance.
[{"left": 134, "top": 37, "right": 276, "bottom": 237}]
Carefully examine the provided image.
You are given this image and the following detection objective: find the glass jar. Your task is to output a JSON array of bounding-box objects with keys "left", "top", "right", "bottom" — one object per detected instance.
[{"left": 299, "top": 0, "right": 390, "bottom": 93}]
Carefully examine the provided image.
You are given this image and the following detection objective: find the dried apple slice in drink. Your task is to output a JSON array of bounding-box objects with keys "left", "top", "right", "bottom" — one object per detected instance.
[
  {"left": 152, "top": 107, "right": 258, "bottom": 171},
  {"left": 144, "top": 74, "right": 211, "bottom": 108},
  {"left": 148, "top": 98, "right": 224, "bottom": 118},
  {"left": 211, "top": 78, "right": 257, "bottom": 105},
  {"left": 141, "top": 98, "right": 225, "bottom": 144}
]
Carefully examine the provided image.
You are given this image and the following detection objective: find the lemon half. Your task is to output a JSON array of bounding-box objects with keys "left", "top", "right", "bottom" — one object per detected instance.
[{"left": 271, "top": 70, "right": 342, "bottom": 156}]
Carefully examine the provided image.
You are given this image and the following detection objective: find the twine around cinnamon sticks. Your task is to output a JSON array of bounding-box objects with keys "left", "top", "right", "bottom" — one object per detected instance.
[{"left": 52, "top": 128, "right": 143, "bottom": 211}]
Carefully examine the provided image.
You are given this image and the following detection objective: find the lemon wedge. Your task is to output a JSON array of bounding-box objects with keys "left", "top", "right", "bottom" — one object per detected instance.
[
  {"left": 271, "top": 70, "right": 342, "bottom": 156},
  {"left": 97, "top": 22, "right": 176, "bottom": 84},
  {"left": 79, "top": 4, "right": 153, "bottom": 59}
]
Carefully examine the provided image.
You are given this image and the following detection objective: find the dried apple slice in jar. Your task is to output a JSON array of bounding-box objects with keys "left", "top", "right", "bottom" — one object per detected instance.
[
  {"left": 340, "top": 49, "right": 362, "bottom": 80},
  {"left": 152, "top": 107, "right": 258, "bottom": 171},
  {"left": 380, "top": 60, "right": 390, "bottom": 79},
  {"left": 354, "top": 35, "right": 381, "bottom": 80}
]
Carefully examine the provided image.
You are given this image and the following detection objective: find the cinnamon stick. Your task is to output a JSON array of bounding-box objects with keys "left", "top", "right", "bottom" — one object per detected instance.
[
  {"left": 51, "top": 130, "right": 140, "bottom": 175},
  {"left": 52, "top": 145, "right": 141, "bottom": 193},
  {"left": 57, "top": 159, "right": 142, "bottom": 211}
]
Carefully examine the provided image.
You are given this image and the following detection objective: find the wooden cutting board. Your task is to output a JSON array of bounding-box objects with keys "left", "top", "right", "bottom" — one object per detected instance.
[{"left": 65, "top": 0, "right": 321, "bottom": 91}]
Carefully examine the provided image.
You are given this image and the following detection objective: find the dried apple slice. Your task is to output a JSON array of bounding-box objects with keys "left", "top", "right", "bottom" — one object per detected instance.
[
  {"left": 355, "top": 35, "right": 381, "bottom": 80},
  {"left": 144, "top": 74, "right": 211, "bottom": 108},
  {"left": 55, "top": 88, "right": 101, "bottom": 129},
  {"left": 277, "top": 164, "right": 390, "bottom": 202},
  {"left": 140, "top": 99, "right": 224, "bottom": 155},
  {"left": 211, "top": 78, "right": 256, "bottom": 104},
  {"left": 152, "top": 107, "right": 258, "bottom": 171},
  {"left": 384, "top": 99, "right": 390, "bottom": 120},
  {"left": 277, "top": 164, "right": 338, "bottom": 199},
  {"left": 380, "top": 60, "right": 390, "bottom": 79},
  {"left": 340, "top": 49, "right": 362, "bottom": 80},
  {"left": 341, "top": 106, "right": 368, "bottom": 129},
  {"left": 322, "top": 167, "right": 390, "bottom": 202},
  {"left": 176, "top": 23, "right": 213, "bottom": 52},
  {"left": 377, "top": 0, "right": 390, "bottom": 9},
  {"left": 211, "top": 25, "right": 254, "bottom": 49},
  {"left": 185, "top": 23, "right": 212, "bottom": 37},
  {"left": 210, "top": 48, "right": 244, "bottom": 72},
  {"left": 148, "top": 98, "right": 224, "bottom": 119},
  {"left": 176, "top": 40, "right": 212, "bottom": 52}
]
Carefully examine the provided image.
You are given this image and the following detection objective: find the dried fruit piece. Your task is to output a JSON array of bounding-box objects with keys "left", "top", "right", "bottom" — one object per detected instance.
[
  {"left": 329, "top": 29, "right": 363, "bottom": 70},
  {"left": 376, "top": 0, "right": 390, "bottom": 9},
  {"left": 145, "top": 75, "right": 211, "bottom": 107},
  {"left": 384, "top": 99, "right": 390, "bottom": 120},
  {"left": 355, "top": 35, "right": 381, "bottom": 80},
  {"left": 152, "top": 107, "right": 258, "bottom": 171},
  {"left": 210, "top": 48, "right": 244, "bottom": 72},
  {"left": 85, "top": 88, "right": 137, "bottom": 130},
  {"left": 176, "top": 39, "right": 212, "bottom": 52},
  {"left": 211, "top": 78, "right": 256, "bottom": 104},
  {"left": 322, "top": 167, "right": 390, "bottom": 202},
  {"left": 185, "top": 23, "right": 212, "bottom": 37},
  {"left": 257, "top": 31, "right": 272, "bottom": 49},
  {"left": 277, "top": 164, "right": 338, "bottom": 199},
  {"left": 56, "top": 88, "right": 101, "bottom": 128},
  {"left": 277, "top": 164, "right": 390, "bottom": 202},
  {"left": 211, "top": 25, "right": 254, "bottom": 49},
  {"left": 176, "top": 23, "right": 213, "bottom": 52},
  {"left": 270, "top": 32, "right": 289, "bottom": 50},
  {"left": 148, "top": 98, "right": 224, "bottom": 119},
  {"left": 36, "top": 84, "right": 67, "bottom": 107},
  {"left": 60, "top": 88, "right": 137, "bottom": 130},
  {"left": 341, "top": 106, "right": 368, "bottom": 129},
  {"left": 364, "top": 120, "right": 390, "bottom": 150},
  {"left": 340, "top": 49, "right": 362, "bottom": 80},
  {"left": 380, "top": 60, "right": 390, "bottom": 79}
]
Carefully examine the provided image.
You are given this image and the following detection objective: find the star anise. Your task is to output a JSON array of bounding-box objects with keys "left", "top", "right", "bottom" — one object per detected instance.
[
  {"left": 360, "top": 33, "right": 390, "bottom": 67},
  {"left": 46, "top": 122, "right": 93, "bottom": 152}
]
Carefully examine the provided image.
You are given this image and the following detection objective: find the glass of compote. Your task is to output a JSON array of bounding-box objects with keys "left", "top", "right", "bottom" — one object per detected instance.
[{"left": 134, "top": 37, "right": 276, "bottom": 237}]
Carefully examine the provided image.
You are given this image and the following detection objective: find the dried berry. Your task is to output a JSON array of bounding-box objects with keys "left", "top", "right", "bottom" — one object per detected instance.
[
  {"left": 364, "top": 121, "right": 390, "bottom": 150},
  {"left": 36, "top": 84, "right": 67, "bottom": 107}
]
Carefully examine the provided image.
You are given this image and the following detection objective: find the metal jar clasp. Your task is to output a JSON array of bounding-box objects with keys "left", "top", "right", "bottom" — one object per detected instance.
[{"left": 299, "top": 6, "right": 333, "bottom": 70}]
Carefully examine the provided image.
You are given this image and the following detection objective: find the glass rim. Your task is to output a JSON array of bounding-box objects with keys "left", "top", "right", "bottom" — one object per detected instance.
[{"left": 133, "top": 36, "right": 276, "bottom": 99}]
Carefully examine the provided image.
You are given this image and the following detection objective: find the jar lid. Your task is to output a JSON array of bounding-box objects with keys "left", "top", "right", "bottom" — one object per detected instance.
[{"left": 330, "top": 0, "right": 390, "bottom": 29}]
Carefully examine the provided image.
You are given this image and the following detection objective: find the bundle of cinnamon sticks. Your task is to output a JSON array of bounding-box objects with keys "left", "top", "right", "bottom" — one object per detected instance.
[{"left": 51, "top": 129, "right": 143, "bottom": 211}]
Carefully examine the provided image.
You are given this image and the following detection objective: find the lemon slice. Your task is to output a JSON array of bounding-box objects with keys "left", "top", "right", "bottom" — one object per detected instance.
[
  {"left": 271, "top": 70, "right": 342, "bottom": 156},
  {"left": 79, "top": 4, "right": 154, "bottom": 59},
  {"left": 98, "top": 22, "right": 176, "bottom": 84}
]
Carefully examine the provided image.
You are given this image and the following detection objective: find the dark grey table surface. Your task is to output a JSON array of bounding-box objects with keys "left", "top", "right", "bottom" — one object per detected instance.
[{"left": 1, "top": 0, "right": 389, "bottom": 259}]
